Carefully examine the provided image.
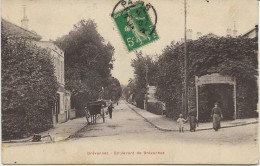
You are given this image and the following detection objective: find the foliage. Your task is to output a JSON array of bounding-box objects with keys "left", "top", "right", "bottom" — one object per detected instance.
[
  {"left": 156, "top": 35, "right": 258, "bottom": 119},
  {"left": 103, "top": 77, "right": 122, "bottom": 101},
  {"left": 122, "top": 78, "right": 135, "bottom": 102},
  {"left": 147, "top": 102, "right": 164, "bottom": 115},
  {"left": 127, "top": 52, "right": 158, "bottom": 108},
  {"left": 55, "top": 19, "right": 115, "bottom": 116},
  {"left": 2, "top": 32, "right": 58, "bottom": 139}
]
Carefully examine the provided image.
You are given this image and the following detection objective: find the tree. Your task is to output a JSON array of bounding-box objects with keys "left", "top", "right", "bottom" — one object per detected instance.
[
  {"left": 129, "top": 52, "right": 159, "bottom": 108},
  {"left": 103, "top": 77, "right": 122, "bottom": 101},
  {"left": 2, "top": 32, "right": 58, "bottom": 139},
  {"left": 55, "top": 19, "right": 115, "bottom": 116},
  {"left": 156, "top": 35, "right": 258, "bottom": 120}
]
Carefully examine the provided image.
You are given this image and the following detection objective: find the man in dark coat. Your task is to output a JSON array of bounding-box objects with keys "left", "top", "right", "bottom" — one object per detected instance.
[
  {"left": 108, "top": 103, "right": 114, "bottom": 119},
  {"left": 187, "top": 107, "right": 198, "bottom": 132}
]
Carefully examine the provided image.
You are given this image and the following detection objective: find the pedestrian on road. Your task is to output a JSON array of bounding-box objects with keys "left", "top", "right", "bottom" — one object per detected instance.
[
  {"left": 108, "top": 103, "right": 114, "bottom": 119},
  {"left": 211, "top": 102, "right": 223, "bottom": 131},
  {"left": 177, "top": 114, "right": 186, "bottom": 133},
  {"left": 84, "top": 107, "right": 90, "bottom": 124},
  {"left": 186, "top": 107, "right": 198, "bottom": 132}
]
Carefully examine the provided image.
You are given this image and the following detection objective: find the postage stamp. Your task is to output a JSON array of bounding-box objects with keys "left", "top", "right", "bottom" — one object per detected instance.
[{"left": 112, "top": 1, "right": 159, "bottom": 51}]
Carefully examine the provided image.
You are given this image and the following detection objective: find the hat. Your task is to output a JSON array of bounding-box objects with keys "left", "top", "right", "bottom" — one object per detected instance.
[
  {"left": 179, "top": 114, "right": 183, "bottom": 117},
  {"left": 214, "top": 102, "right": 219, "bottom": 105}
]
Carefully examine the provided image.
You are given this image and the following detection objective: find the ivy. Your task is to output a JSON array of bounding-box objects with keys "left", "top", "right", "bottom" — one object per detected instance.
[
  {"left": 156, "top": 35, "right": 258, "bottom": 119},
  {"left": 2, "top": 32, "right": 59, "bottom": 139}
]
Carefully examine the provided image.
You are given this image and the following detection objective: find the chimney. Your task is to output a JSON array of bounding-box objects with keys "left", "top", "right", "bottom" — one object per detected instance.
[
  {"left": 186, "top": 29, "right": 193, "bottom": 40},
  {"left": 196, "top": 32, "right": 202, "bottom": 39},
  {"left": 21, "top": 6, "right": 29, "bottom": 30},
  {"left": 226, "top": 28, "right": 231, "bottom": 37},
  {"left": 233, "top": 22, "right": 237, "bottom": 37}
]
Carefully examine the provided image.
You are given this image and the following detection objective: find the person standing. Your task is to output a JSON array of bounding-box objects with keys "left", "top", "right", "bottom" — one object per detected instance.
[
  {"left": 211, "top": 102, "right": 223, "bottom": 131},
  {"left": 177, "top": 114, "right": 186, "bottom": 133},
  {"left": 108, "top": 103, "right": 114, "bottom": 119},
  {"left": 187, "top": 107, "right": 198, "bottom": 132},
  {"left": 84, "top": 106, "right": 90, "bottom": 124}
]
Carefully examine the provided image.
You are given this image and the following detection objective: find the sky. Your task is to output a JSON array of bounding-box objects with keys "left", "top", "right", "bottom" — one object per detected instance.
[{"left": 1, "top": 0, "right": 258, "bottom": 85}]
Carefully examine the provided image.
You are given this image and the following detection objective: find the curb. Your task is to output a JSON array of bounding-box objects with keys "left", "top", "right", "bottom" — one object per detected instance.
[
  {"left": 127, "top": 103, "right": 258, "bottom": 132},
  {"left": 3, "top": 119, "right": 89, "bottom": 144},
  {"left": 126, "top": 103, "right": 176, "bottom": 132},
  {"left": 2, "top": 137, "right": 33, "bottom": 143}
]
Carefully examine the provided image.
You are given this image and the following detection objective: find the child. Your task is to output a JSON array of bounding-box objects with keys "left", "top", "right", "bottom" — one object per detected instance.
[{"left": 177, "top": 114, "right": 186, "bottom": 133}]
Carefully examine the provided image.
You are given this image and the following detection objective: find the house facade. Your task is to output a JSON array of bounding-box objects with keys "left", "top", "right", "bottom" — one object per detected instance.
[{"left": 37, "top": 41, "right": 76, "bottom": 124}]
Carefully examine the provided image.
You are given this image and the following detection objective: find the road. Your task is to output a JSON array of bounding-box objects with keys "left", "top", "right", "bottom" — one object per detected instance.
[
  {"left": 2, "top": 101, "right": 259, "bottom": 164},
  {"left": 72, "top": 101, "right": 258, "bottom": 145}
]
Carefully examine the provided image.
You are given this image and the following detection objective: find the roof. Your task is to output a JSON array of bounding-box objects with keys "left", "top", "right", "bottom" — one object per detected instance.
[
  {"left": 37, "top": 41, "right": 64, "bottom": 55},
  {"left": 1, "top": 19, "right": 41, "bottom": 41},
  {"left": 242, "top": 25, "right": 258, "bottom": 38}
]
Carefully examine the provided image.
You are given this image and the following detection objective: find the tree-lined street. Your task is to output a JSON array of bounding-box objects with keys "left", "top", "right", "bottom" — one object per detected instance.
[
  {"left": 1, "top": 0, "right": 259, "bottom": 164},
  {"left": 2, "top": 100, "right": 258, "bottom": 164},
  {"left": 70, "top": 101, "right": 258, "bottom": 144}
]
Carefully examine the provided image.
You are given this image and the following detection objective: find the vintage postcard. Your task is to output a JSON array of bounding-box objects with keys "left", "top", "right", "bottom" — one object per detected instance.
[{"left": 1, "top": 0, "right": 259, "bottom": 164}]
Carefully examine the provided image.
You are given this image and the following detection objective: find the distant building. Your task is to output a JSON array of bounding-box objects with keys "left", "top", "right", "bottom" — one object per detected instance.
[
  {"left": 147, "top": 86, "right": 157, "bottom": 103},
  {"left": 186, "top": 29, "right": 193, "bottom": 40},
  {"left": 196, "top": 32, "right": 202, "bottom": 39},
  {"left": 146, "top": 85, "right": 166, "bottom": 115},
  {"left": 226, "top": 28, "right": 232, "bottom": 37},
  {"left": 226, "top": 22, "right": 238, "bottom": 37}
]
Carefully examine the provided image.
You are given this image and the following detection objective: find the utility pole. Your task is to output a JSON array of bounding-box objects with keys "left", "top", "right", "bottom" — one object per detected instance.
[
  {"left": 184, "top": 0, "right": 188, "bottom": 117},
  {"left": 144, "top": 63, "right": 149, "bottom": 110}
]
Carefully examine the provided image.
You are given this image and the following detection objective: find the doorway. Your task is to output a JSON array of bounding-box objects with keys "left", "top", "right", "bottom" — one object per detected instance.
[{"left": 198, "top": 84, "right": 234, "bottom": 122}]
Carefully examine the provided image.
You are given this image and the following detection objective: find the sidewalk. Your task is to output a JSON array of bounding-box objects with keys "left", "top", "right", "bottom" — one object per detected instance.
[
  {"left": 127, "top": 102, "right": 258, "bottom": 132},
  {"left": 3, "top": 117, "right": 88, "bottom": 144}
]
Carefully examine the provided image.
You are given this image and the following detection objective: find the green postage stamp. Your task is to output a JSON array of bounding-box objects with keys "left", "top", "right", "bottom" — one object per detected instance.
[{"left": 113, "top": 1, "right": 159, "bottom": 51}]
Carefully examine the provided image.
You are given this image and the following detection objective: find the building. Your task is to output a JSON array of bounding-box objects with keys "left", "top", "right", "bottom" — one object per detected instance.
[
  {"left": 37, "top": 41, "right": 75, "bottom": 124},
  {"left": 242, "top": 25, "right": 258, "bottom": 39},
  {"left": 146, "top": 85, "right": 166, "bottom": 115}
]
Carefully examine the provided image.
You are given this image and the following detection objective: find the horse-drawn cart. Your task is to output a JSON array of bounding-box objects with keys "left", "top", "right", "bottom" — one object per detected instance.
[{"left": 86, "top": 100, "right": 106, "bottom": 124}]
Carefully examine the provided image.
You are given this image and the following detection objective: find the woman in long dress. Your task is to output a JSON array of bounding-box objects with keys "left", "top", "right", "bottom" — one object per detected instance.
[{"left": 211, "top": 102, "right": 223, "bottom": 131}]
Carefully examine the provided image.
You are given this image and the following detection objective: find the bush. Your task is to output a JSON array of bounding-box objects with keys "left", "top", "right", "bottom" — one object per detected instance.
[{"left": 147, "top": 102, "right": 163, "bottom": 115}]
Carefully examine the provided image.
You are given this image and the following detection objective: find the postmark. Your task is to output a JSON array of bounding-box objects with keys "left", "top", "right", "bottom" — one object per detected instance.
[{"left": 112, "top": 1, "right": 159, "bottom": 51}]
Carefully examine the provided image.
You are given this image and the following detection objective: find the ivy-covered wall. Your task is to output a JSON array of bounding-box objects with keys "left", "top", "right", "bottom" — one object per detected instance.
[
  {"left": 2, "top": 32, "right": 59, "bottom": 139},
  {"left": 156, "top": 36, "right": 258, "bottom": 120}
]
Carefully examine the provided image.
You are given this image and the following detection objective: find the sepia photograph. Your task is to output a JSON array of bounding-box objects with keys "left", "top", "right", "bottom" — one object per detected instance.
[{"left": 1, "top": 0, "right": 259, "bottom": 164}]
